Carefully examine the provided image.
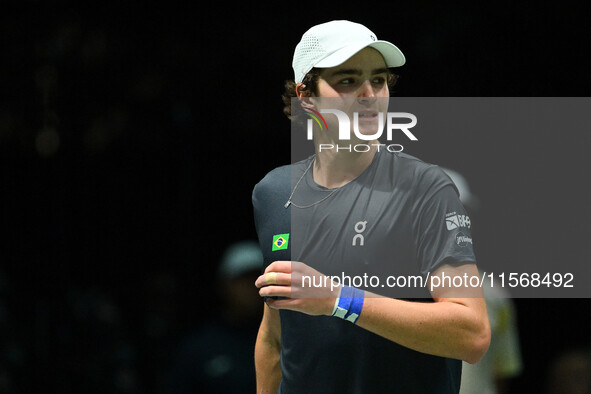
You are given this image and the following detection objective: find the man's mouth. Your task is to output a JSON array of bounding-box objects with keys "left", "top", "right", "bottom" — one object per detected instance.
[{"left": 357, "top": 111, "right": 378, "bottom": 118}]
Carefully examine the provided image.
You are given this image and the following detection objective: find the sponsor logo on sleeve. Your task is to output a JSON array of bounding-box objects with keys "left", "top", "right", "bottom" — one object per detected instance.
[
  {"left": 445, "top": 212, "right": 471, "bottom": 230},
  {"left": 455, "top": 232, "right": 473, "bottom": 247}
]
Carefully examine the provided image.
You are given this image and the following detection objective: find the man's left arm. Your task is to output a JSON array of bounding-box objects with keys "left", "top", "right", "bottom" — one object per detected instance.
[{"left": 355, "top": 262, "right": 490, "bottom": 364}]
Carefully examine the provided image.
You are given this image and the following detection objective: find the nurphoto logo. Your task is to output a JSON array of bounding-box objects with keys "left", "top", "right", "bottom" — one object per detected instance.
[{"left": 297, "top": 98, "right": 419, "bottom": 153}]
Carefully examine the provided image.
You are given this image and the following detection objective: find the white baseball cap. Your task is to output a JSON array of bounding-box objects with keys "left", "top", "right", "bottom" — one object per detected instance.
[{"left": 292, "top": 20, "right": 406, "bottom": 84}]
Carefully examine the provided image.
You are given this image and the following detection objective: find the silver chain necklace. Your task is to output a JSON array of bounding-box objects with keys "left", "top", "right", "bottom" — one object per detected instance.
[{"left": 284, "top": 157, "right": 340, "bottom": 209}]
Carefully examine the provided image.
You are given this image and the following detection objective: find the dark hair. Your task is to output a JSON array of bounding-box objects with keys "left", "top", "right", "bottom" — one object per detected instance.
[{"left": 281, "top": 68, "right": 399, "bottom": 124}]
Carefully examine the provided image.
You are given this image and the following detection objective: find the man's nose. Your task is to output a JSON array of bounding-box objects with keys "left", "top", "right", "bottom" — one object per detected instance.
[{"left": 358, "top": 80, "right": 377, "bottom": 104}]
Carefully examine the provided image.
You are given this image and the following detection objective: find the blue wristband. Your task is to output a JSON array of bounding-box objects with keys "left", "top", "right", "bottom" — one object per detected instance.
[
  {"left": 347, "top": 288, "right": 364, "bottom": 323},
  {"left": 332, "top": 285, "right": 365, "bottom": 324}
]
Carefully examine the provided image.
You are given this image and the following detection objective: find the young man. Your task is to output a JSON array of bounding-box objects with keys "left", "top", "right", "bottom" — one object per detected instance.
[{"left": 252, "top": 20, "right": 490, "bottom": 393}]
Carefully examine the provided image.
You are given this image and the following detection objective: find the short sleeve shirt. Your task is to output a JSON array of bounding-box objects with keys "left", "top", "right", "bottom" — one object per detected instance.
[{"left": 252, "top": 148, "right": 476, "bottom": 393}]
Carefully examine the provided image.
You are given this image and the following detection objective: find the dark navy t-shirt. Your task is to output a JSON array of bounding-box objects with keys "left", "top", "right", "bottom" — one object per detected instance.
[{"left": 252, "top": 149, "right": 476, "bottom": 393}]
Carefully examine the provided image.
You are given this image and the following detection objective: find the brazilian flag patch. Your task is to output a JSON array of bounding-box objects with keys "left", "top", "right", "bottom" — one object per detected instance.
[{"left": 272, "top": 233, "right": 290, "bottom": 251}]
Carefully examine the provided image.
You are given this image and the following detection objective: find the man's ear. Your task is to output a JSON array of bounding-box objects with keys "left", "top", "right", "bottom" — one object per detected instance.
[{"left": 295, "top": 83, "right": 315, "bottom": 110}]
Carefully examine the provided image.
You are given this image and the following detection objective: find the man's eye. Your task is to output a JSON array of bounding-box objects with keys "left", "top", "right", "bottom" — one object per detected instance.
[
  {"left": 339, "top": 78, "right": 355, "bottom": 85},
  {"left": 372, "top": 77, "right": 386, "bottom": 85}
]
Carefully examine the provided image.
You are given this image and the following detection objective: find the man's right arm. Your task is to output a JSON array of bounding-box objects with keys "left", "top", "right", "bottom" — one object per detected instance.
[{"left": 255, "top": 303, "right": 282, "bottom": 393}]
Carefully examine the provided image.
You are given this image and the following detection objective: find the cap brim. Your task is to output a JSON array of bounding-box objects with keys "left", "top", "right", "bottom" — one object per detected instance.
[{"left": 314, "top": 40, "right": 406, "bottom": 69}]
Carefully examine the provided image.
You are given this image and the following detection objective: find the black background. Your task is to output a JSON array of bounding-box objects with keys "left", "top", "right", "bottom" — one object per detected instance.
[{"left": 1, "top": 2, "right": 590, "bottom": 393}]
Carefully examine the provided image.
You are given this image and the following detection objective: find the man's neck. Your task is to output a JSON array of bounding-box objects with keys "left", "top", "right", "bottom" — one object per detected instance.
[{"left": 312, "top": 140, "right": 379, "bottom": 189}]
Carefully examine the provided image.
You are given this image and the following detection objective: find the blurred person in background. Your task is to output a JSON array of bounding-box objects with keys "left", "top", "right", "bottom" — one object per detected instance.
[
  {"left": 167, "top": 240, "right": 263, "bottom": 394},
  {"left": 443, "top": 168, "right": 524, "bottom": 394},
  {"left": 544, "top": 347, "right": 591, "bottom": 394}
]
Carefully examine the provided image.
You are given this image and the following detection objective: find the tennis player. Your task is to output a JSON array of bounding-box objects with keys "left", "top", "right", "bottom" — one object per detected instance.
[{"left": 252, "top": 20, "right": 490, "bottom": 393}]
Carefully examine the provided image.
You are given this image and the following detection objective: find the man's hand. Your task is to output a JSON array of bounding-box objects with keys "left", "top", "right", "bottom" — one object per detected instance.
[{"left": 255, "top": 261, "right": 340, "bottom": 316}]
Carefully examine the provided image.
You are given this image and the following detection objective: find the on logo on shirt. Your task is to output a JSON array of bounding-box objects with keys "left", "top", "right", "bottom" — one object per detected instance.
[{"left": 352, "top": 221, "right": 367, "bottom": 246}]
